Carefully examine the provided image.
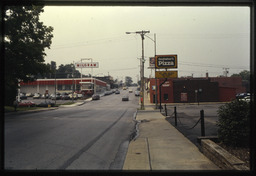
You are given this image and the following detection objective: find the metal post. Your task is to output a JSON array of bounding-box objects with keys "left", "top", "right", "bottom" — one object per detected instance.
[
  {"left": 54, "top": 70, "right": 56, "bottom": 105},
  {"left": 200, "top": 110, "right": 205, "bottom": 136},
  {"left": 165, "top": 104, "right": 167, "bottom": 116},
  {"left": 141, "top": 32, "right": 145, "bottom": 110},
  {"left": 174, "top": 106, "right": 177, "bottom": 126}
]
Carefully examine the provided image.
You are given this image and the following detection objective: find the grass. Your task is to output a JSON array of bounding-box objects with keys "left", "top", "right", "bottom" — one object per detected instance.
[{"left": 4, "top": 106, "right": 44, "bottom": 112}]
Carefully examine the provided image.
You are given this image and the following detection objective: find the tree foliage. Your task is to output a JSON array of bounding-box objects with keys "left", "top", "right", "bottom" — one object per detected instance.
[
  {"left": 4, "top": 6, "right": 53, "bottom": 105},
  {"left": 125, "top": 76, "right": 133, "bottom": 86},
  {"left": 55, "top": 64, "right": 81, "bottom": 78},
  {"left": 231, "top": 70, "right": 250, "bottom": 81},
  {"left": 216, "top": 99, "right": 250, "bottom": 147}
]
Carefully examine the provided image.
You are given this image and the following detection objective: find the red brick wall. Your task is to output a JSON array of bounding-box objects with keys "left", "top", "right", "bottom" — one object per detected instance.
[{"left": 219, "top": 87, "right": 236, "bottom": 102}]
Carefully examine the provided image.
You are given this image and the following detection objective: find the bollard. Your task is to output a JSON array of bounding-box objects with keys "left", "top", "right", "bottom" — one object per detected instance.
[
  {"left": 200, "top": 110, "right": 205, "bottom": 136},
  {"left": 165, "top": 104, "right": 167, "bottom": 116},
  {"left": 174, "top": 106, "right": 177, "bottom": 126}
]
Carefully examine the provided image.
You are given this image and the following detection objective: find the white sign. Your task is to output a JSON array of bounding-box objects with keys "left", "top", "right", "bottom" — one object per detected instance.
[{"left": 75, "top": 62, "right": 99, "bottom": 68}]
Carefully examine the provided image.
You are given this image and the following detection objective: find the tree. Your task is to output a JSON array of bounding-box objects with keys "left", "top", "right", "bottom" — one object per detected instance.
[
  {"left": 216, "top": 99, "right": 250, "bottom": 147},
  {"left": 55, "top": 64, "right": 81, "bottom": 78},
  {"left": 125, "top": 76, "right": 133, "bottom": 87},
  {"left": 4, "top": 6, "right": 53, "bottom": 105},
  {"left": 231, "top": 70, "right": 250, "bottom": 81}
]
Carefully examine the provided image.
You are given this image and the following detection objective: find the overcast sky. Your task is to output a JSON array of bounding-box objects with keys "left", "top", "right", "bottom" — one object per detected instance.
[{"left": 39, "top": 6, "right": 250, "bottom": 83}]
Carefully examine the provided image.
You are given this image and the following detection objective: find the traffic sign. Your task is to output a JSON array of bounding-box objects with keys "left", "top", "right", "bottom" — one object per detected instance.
[
  {"left": 155, "top": 71, "right": 178, "bottom": 78},
  {"left": 155, "top": 55, "right": 177, "bottom": 68}
]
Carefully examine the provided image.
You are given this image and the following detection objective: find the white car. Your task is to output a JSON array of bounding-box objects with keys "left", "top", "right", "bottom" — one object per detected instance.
[
  {"left": 129, "top": 89, "right": 133, "bottom": 93},
  {"left": 241, "top": 96, "right": 250, "bottom": 102}
]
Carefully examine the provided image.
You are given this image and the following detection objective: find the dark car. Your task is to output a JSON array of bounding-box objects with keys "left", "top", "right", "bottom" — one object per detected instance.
[
  {"left": 92, "top": 94, "right": 100, "bottom": 100},
  {"left": 122, "top": 95, "right": 129, "bottom": 101},
  {"left": 20, "top": 93, "right": 27, "bottom": 100},
  {"left": 18, "top": 101, "right": 36, "bottom": 107},
  {"left": 37, "top": 101, "right": 55, "bottom": 107},
  {"left": 61, "top": 93, "right": 70, "bottom": 100},
  {"left": 236, "top": 93, "right": 250, "bottom": 99}
]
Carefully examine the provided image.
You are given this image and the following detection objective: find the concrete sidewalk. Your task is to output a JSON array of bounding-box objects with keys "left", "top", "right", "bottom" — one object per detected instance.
[{"left": 123, "top": 93, "right": 219, "bottom": 170}]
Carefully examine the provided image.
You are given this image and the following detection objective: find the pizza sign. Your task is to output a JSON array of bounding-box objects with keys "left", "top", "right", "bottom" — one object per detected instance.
[{"left": 155, "top": 55, "right": 177, "bottom": 68}]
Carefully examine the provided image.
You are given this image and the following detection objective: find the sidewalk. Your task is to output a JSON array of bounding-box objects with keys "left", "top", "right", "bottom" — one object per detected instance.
[{"left": 123, "top": 93, "right": 219, "bottom": 170}]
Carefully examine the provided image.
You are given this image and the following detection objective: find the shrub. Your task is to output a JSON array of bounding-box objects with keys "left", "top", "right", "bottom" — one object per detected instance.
[{"left": 216, "top": 99, "right": 250, "bottom": 147}]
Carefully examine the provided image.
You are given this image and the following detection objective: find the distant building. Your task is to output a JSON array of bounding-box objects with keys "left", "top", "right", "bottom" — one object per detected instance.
[
  {"left": 20, "top": 78, "right": 107, "bottom": 96},
  {"left": 149, "top": 76, "right": 246, "bottom": 103}
]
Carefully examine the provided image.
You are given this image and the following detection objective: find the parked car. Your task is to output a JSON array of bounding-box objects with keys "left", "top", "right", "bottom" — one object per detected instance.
[
  {"left": 236, "top": 93, "right": 250, "bottom": 99},
  {"left": 122, "top": 95, "right": 129, "bottom": 101},
  {"left": 92, "top": 94, "right": 100, "bottom": 100},
  {"left": 241, "top": 96, "right": 250, "bottom": 102},
  {"left": 33, "top": 93, "right": 41, "bottom": 99},
  {"left": 129, "top": 89, "right": 133, "bottom": 93},
  {"left": 68, "top": 93, "right": 78, "bottom": 100},
  {"left": 37, "top": 101, "right": 55, "bottom": 107},
  {"left": 115, "top": 90, "right": 120, "bottom": 94},
  {"left": 41, "top": 93, "right": 49, "bottom": 99},
  {"left": 123, "top": 87, "right": 127, "bottom": 90},
  {"left": 60, "top": 92, "right": 70, "bottom": 100},
  {"left": 20, "top": 93, "right": 27, "bottom": 100},
  {"left": 50, "top": 93, "right": 61, "bottom": 100},
  {"left": 134, "top": 90, "right": 140, "bottom": 96},
  {"left": 25, "top": 93, "right": 34, "bottom": 97},
  {"left": 18, "top": 101, "right": 36, "bottom": 107}
]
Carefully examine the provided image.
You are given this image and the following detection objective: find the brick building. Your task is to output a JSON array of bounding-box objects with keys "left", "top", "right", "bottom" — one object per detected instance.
[{"left": 149, "top": 76, "right": 246, "bottom": 103}]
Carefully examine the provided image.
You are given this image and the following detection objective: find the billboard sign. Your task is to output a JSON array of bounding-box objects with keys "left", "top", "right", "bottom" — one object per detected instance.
[
  {"left": 155, "top": 55, "right": 177, "bottom": 68},
  {"left": 155, "top": 71, "right": 178, "bottom": 79},
  {"left": 149, "top": 57, "right": 155, "bottom": 68},
  {"left": 75, "top": 62, "right": 99, "bottom": 68}
]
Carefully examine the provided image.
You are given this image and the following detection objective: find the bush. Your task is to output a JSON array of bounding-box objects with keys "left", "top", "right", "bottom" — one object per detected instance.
[{"left": 216, "top": 99, "right": 250, "bottom": 147}]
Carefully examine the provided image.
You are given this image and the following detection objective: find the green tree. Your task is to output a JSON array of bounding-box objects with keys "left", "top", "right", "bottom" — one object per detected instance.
[
  {"left": 4, "top": 6, "right": 53, "bottom": 105},
  {"left": 55, "top": 64, "right": 81, "bottom": 78},
  {"left": 231, "top": 70, "right": 250, "bottom": 81},
  {"left": 216, "top": 99, "right": 250, "bottom": 147},
  {"left": 125, "top": 76, "right": 133, "bottom": 87}
]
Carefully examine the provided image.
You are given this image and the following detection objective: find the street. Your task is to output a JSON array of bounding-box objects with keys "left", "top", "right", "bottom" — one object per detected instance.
[{"left": 5, "top": 89, "right": 139, "bottom": 170}]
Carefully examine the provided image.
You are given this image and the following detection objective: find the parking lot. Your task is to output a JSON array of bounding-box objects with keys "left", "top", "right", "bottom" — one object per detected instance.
[{"left": 164, "top": 103, "right": 226, "bottom": 147}]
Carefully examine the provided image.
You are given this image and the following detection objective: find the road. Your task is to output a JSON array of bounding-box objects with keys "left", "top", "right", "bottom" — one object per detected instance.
[
  {"left": 165, "top": 103, "right": 225, "bottom": 147},
  {"left": 5, "top": 89, "right": 139, "bottom": 170}
]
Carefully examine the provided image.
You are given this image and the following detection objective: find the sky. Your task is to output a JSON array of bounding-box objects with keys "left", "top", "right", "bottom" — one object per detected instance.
[{"left": 39, "top": 6, "right": 250, "bottom": 83}]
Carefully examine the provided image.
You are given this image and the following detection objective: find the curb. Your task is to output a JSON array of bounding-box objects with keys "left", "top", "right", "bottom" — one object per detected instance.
[{"left": 200, "top": 139, "right": 249, "bottom": 170}]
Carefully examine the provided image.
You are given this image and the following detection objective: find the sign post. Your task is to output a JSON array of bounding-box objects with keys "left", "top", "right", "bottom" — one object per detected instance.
[{"left": 155, "top": 55, "right": 178, "bottom": 111}]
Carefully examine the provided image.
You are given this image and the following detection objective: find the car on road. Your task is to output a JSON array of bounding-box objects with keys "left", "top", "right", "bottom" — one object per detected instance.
[
  {"left": 123, "top": 87, "right": 127, "bottom": 90},
  {"left": 122, "top": 95, "right": 129, "bottom": 101},
  {"left": 18, "top": 101, "right": 36, "bottom": 107},
  {"left": 134, "top": 90, "right": 140, "bottom": 96},
  {"left": 92, "top": 94, "right": 100, "bottom": 100},
  {"left": 115, "top": 90, "right": 120, "bottom": 94},
  {"left": 129, "top": 89, "right": 133, "bottom": 93},
  {"left": 33, "top": 93, "right": 41, "bottom": 99}
]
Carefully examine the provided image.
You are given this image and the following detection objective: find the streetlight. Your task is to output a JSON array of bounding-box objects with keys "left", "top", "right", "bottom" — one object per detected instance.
[
  {"left": 126, "top": 30, "right": 150, "bottom": 110},
  {"left": 144, "top": 33, "right": 157, "bottom": 109}
]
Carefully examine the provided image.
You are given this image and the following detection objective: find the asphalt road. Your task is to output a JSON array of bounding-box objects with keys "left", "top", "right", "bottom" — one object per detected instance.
[
  {"left": 5, "top": 89, "right": 139, "bottom": 170},
  {"left": 165, "top": 103, "right": 225, "bottom": 147}
]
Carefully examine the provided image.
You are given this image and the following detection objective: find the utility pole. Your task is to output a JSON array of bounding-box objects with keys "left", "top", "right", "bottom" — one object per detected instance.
[{"left": 126, "top": 30, "right": 150, "bottom": 110}]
